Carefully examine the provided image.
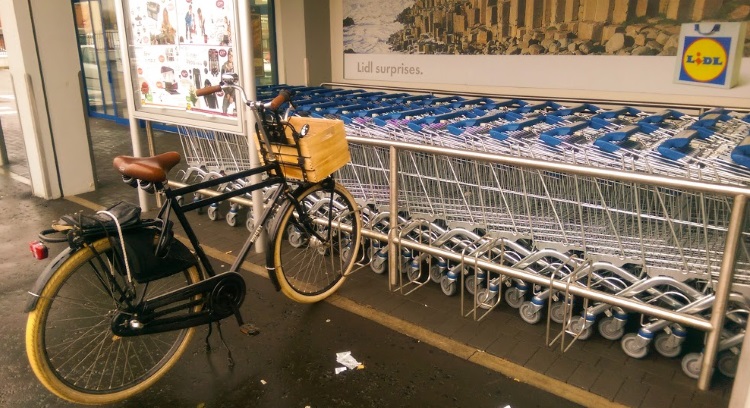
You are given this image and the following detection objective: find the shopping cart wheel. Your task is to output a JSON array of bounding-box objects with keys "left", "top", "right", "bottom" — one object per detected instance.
[
  {"left": 519, "top": 302, "right": 542, "bottom": 325},
  {"left": 654, "top": 332, "right": 682, "bottom": 358},
  {"left": 504, "top": 287, "right": 525, "bottom": 309},
  {"left": 429, "top": 264, "right": 444, "bottom": 283},
  {"left": 681, "top": 353, "right": 702, "bottom": 379},
  {"left": 226, "top": 211, "right": 239, "bottom": 227},
  {"left": 207, "top": 205, "right": 220, "bottom": 221},
  {"left": 567, "top": 317, "right": 593, "bottom": 340},
  {"left": 440, "top": 276, "right": 457, "bottom": 296},
  {"left": 286, "top": 224, "right": 308, "bottom": 248},
  {"left": 406, "top": 264, "right": 427, "bottom": 283},
  {"left": 549, "top": 301, "right": 569, "bottom": 324},
  {"left": 621, "top": 333, "right": 649, "bottom": 359},
  {"left": 465, "top": 275, "right": 477, "bottom": 296},
  {"left": 718, "top": 352, "right": 739, "bottom": 378},
  {"left": 194, "top": 193, "right": 205, "bottom": 214},
  {"left": 598, "top": 316, "right": 626, "bottom": 341},
  {"left": 476, "top": 289, "right": 498, "bottom": 310},
  {"left": 370, "top": 256, "right": 387, "bottom": 274}
]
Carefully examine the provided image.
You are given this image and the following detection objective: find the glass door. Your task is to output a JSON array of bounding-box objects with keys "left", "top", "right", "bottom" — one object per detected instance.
[{"left": 73, "top": 0, "right": 127, "bottom": 121}]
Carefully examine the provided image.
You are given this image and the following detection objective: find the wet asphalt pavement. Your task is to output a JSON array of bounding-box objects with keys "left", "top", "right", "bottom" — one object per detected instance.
[{"left": 0, "top": 171, "right": 582, "bottom": 408}]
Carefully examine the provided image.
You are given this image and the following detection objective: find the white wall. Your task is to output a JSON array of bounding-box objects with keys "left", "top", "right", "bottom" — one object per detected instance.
[{"left": 275, "top": 0, "right": 308, "bottom": 85}]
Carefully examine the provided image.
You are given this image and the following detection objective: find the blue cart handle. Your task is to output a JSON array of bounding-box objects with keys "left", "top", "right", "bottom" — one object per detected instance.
[
  {"left": 731, "top": 136, "right": 750, "bottom": 169},
  {"left": 594, "top": 123, "right": 658, "bottom": 153},
  {"left": 656, "top": 128, "right": 713, "bottom": 161}
]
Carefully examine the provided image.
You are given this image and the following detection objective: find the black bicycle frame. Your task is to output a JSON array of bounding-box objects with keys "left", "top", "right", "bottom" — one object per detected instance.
[{"left": 157, "top": 161, "right": 288, "bottom": 280}]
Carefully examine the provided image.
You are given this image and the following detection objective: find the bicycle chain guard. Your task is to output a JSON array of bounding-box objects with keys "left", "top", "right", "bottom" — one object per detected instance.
[{"left": 111, "top": 271, "right": 246, "bottom": 337}]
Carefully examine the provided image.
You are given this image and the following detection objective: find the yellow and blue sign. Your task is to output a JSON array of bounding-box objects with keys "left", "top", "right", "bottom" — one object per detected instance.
[{"left": 678, "top": 36, "right": 731, "bottom": 86}]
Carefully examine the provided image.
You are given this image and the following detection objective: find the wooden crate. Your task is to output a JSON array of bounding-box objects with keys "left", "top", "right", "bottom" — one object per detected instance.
[{"left": 257, "top": 116, "right": 350, "bottom": 182}]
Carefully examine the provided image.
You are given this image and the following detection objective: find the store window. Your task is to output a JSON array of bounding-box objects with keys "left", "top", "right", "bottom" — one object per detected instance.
[
  {"left": 252, "top": 0, "right": 277, "bottom": 86},
  {"left": 72, "top": 0, "right": 277, "bottom": 122}
]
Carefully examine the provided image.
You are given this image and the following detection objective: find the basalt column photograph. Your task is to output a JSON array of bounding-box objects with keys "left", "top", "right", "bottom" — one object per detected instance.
[{"left": 343, "top": 0, "right": 750, "bottom": 56}]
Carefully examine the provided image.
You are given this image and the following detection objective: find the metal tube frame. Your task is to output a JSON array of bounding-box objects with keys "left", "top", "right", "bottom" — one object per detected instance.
[{"left": 345, "top": 135, "right": 750, "bottom": 391}]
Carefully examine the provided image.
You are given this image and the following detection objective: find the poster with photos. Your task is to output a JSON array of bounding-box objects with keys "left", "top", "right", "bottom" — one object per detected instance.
[{"left": 126, "top": 0, "right": 237, "bottom": 116}]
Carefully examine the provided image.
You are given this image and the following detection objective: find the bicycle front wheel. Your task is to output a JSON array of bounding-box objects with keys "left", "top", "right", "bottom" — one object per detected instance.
[
  {"left": 271, "top": 181, "right": 362, "bottom": 303},
  {"left": 26, "top": 237, "right": 201, "bottom": 404}
]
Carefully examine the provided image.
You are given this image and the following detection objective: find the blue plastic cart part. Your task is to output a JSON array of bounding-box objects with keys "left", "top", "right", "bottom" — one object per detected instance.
[
  {"left": 656, "top": 128, "right": 714, "bottom": 161},
  {"left": 592, "top": 106, "right": 643, "bottom": 120},
  {"left": 340, "top": 91, "right": 388, "bottom": 101},
  {"left": 326, "top": 102, "right": 380, "bottom": 115},
  {"left": 393, "top": 94, "right": 437, "bottom": 106},
  {"left": 372, "top": 106, "right": 449, "bottom": 127},
  {"left": 488, "top": 117, "right": 544, "bottom": 141},
  {"left": 299, "top": 100, "right": 348, "bottom": 112},
  {"left": 593, "top": 122, "right": 659, "bottom": 153},
  {"left": 554, "top": 103, "right": 602, "bottom": 117},
  {"left": 693, "top": 112, "right": 735, "bottom": 128},
  {"left": 539, "top": 120, "right": 590, "bottom": 146},
  {"left": 446, "top": 111, "right": 523, "bottom": 135},
  {"left": 731, "top": 136, "right": 750, "bottom": 169},
  {"left": 406, "top": 109, "right": 478, "bottom": 132},
  {"left": 449, "top": 97, "right": 498, "bottom": 110},
  {"left": 513, "top": 101, "right": 563, "bottom": 114},
  {"left": 638, "top": 109, "right": 687, "bottom": 124}
]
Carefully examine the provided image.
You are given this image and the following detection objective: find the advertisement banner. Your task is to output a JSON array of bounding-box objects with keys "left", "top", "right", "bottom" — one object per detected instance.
[{"left": 123, "top": 0, "right": 240, "bottom": 130}]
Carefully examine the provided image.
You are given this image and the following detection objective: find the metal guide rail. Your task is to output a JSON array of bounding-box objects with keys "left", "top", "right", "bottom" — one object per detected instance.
[{"left": 177, "top": 84, "right": 750, "bottom": 390}]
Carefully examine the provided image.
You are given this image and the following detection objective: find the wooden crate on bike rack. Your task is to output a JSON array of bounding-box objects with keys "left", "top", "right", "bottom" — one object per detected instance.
[{"left": 257, "top": 116, "right": 350, "bottom": 183}]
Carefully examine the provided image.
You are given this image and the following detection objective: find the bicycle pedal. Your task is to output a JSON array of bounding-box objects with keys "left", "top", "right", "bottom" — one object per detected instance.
[{"left": 239, "top": 323, "right": 260, "bottom": 336}]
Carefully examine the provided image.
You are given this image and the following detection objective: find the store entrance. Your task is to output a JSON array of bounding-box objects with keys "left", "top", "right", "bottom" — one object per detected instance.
[
  {"left": 73, "top": 0, "right": 127, "bottom": 123},
  {"left": 72, "top": 0, "right": 277, "bottom": 124}
]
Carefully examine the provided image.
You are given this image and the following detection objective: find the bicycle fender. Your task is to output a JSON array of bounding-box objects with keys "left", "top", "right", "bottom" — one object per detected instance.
[{"left": 24, "top": 247, "right": 75, "bottom": 313}]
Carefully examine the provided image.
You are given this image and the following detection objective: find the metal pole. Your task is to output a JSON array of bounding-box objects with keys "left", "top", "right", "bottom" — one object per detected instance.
[
  {"left": 237, "top": 0, "right": 264, "bottom": 252},
  {"left": 346, "top": 136, "right": 750, "bottom": 198},
  {"left": 145, "top": 121, "right": 160, "bottom": 207},
  {"left": 114, "top": 0, "right": 149, "bottom": 211},
  {"left": 698, "top": 194, "right": 748, "bottom": 390},
  {"left": 0, "top": 118, "right": 8, "bottom": 166},
  {"left": 389, "top": 145, "right": 399, "bottom": 289}
]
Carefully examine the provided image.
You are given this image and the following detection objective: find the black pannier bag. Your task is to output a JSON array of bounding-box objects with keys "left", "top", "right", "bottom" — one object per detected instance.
[{"left": 112, "top": 228, "right": 198, "bottom": 283}]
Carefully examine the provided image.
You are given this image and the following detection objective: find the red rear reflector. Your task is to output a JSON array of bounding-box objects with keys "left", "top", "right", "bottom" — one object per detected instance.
[{"left": 29, "top": 241, "right": 48, "bottom": 260}]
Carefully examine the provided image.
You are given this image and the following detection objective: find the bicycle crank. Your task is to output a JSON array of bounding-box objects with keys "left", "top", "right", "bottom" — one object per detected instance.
[{"left": 112, "top": 271, "right": 247, "bottom": 337}]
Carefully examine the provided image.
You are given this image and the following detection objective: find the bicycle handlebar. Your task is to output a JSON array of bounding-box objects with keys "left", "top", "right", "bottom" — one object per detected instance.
[
  {"left": 194, "top": 83, "right": 292, "bottom": 111},
  {"left": 195, "top": 85, "right": 223, "bottom": 97},
  {"left": 268, "top": 89, "right": 292, "bottom": 111}
]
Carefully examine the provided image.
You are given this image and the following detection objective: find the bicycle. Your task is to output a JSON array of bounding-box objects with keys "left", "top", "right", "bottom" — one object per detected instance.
[{"left": 24, "top": 75, "right": 363, "bottom": 405}]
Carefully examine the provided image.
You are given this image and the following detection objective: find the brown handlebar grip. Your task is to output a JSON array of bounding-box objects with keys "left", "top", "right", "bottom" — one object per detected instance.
[
  {"left": 268, "top": 90, "right": 292, "bottom": 111},
  {"left": 196, "top": 85, "right": 223, "bottom": 97}
]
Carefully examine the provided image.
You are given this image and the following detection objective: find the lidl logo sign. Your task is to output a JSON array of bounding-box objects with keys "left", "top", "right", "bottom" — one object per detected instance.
[{"left": 678, "top": 36, "right": 731, "bottom": 85}]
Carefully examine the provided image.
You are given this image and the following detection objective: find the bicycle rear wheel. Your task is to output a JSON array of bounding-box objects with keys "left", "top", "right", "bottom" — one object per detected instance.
[
  {"left": 26, "top": 237, "right": 200, "bottom": 404},
  {"left": 271, "top": 181, "right": 362, "bottom": 303}
]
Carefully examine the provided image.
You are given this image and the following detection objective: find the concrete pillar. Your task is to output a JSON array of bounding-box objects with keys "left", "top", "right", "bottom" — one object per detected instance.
[{"left": 0, "top": 0, "right": 94, "bottom": 199}]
